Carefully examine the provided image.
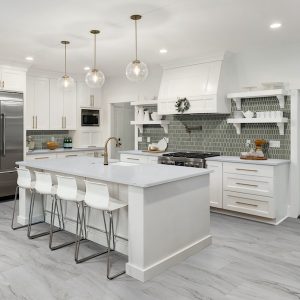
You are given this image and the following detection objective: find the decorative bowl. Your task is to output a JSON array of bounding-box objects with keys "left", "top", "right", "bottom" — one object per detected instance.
[{"left": 47, "top": 141, "right": 59, "bottom": 150}]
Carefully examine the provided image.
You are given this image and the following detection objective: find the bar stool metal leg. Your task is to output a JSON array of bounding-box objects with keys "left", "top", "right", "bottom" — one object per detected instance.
[
  {"left": 106, "top": 211, "right": 125, "bottom": 280},
  {"left": 27, "top": 193, "right": 62, "bottom": 239},
  {"left": 49, "top": 197, "right": 80, "bottom": 251},
  {"left": 75, "top": 205, "right": 108, "bottom": 264},
  {"left": 11, "top": 187, "right": 44, "bottom": 230}
]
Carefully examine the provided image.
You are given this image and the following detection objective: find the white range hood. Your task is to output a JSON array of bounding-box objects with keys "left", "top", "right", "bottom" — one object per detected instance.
[{"left": 157, "top": 52, "right": 237, "bottom": 115}]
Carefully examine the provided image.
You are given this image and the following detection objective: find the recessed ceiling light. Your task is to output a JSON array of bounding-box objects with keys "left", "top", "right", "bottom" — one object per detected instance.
[
  {"left": 159, "top": 48, "right": 168, "bottom": 54},
  {"left": 25, "top": 56, "right": 34, "bottom": 61},
  {"left": 84, "top": 66, "right": 90, "bottom": 71},
  {"left": 270, "top": 23, "right": 282, "bottom": 29}
]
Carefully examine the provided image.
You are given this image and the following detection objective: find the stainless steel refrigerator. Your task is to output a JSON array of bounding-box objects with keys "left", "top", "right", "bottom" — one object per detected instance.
[{"left": 0, "top": 91, "right": 23, "bottom": 197}]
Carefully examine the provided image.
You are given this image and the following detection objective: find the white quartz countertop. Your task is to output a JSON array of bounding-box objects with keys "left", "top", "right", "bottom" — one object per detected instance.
[
  {"left": 17, "top": 157, "right": 211, "bottom": 188},
  {"left": 119, "top": 150, "right": 169, "bottom": 157},
  {"left": 26, "top": 147, "right": 104, "bottom": 156},
  {"left": 206, "top": 156, "right": 290, "bottom": 166}
]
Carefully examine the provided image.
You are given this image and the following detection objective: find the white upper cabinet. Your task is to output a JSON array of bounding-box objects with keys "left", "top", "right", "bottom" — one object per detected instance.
[
  {"left": 77, "top": 81, "right": 101, "bottom": 108},
  {"left": 0, "top": 67, "right": 26, "bottom": 92},
  {"left": 158, "top": 53, "right": 236, "bottom": 115},
  {"left": 50, "top": 79, "right": 77, "bottom": 130},
  {"left": 26, "top": 77, "right": 50, "bottom": 130}
]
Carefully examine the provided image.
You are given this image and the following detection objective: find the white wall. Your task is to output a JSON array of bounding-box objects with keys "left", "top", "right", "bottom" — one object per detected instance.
[
  {"left": 101, "top": 64, "right": 162, "bottom": 141},
  {"left": 233, "top": 43, "right": 300, "bottom": 89}
]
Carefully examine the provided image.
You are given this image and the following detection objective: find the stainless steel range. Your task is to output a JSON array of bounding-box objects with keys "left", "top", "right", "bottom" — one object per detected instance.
[{"left": 158, "top": 151, "right": 220, "bottom": 168}]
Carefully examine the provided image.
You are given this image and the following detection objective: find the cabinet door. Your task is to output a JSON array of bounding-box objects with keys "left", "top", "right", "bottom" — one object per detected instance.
[
  {"left": 63, "top": 85, "right": 77, "bottom": 130},
  {"left": 26, "top": 77, "right": 35, "bottom": 129},
  {"left": 77, "top": 82, "right": 101, "bottom": 107},
  {"left": 34, "top": 78, "right": 50, "bottom": 130},
  {"left": 49, "top": 79, "right": 64, "bottom": 129},
  {"left": 1, "top": 68, "right": 26, "bottom": 92},
  {"left": 207, "top": 161, "right": 223, "bottom": 208}
]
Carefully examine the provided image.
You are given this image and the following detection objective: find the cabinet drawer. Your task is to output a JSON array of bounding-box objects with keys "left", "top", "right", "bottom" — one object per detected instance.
[
  {"left": 56, "top": 153, "right": 80, "bottom": 158},
  {"left": 26, "top": 154, "right": 56, "bottom": 160},
  {"left": 223, "top": 191, "right": 275, "bottom": 218},
  {"left": 223, "top": 173, "right": 273, "bottom": 197},
  {"left": 120, "top": 154, "right": 147, "bottom": 164},
  {"left": 223, "top": 162, "right": 273, "bottom": 178}
]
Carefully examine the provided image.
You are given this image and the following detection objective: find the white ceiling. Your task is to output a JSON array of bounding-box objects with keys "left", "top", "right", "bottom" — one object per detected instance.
[{"left": 0, "top": 0, "right": 299, "bottom": 76}]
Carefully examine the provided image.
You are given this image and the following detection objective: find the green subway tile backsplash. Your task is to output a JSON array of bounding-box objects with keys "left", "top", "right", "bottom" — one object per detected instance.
[
  {"left": 138, "top": 97, "right": 290, "bottom": 159},
  {"left": 26, "top": 130, "right": 69, "bottom": 150}
]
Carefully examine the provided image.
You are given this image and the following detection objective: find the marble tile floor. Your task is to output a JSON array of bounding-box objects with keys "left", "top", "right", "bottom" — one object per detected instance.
[{"left": 1, "top": 199, "right": 300, "bottom": 300}]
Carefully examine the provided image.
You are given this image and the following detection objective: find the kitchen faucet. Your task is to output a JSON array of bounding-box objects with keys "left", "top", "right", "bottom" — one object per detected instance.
[{"left": 103, "top": 137, "right": 122, "bottom": 165}]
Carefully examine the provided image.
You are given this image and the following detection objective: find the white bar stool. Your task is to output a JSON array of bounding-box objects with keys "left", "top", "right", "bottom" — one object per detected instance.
[
  {"left": 11, "top": 167, "right": 38, "bottom": 230},
  {"left": 76, "top": 180, "right": 128, "bottom": 280},
  {"left": 49, "top": 175, "right": 86, "bottom": 252},
  {"left": 27, "top": 171, "right": 63, "bottom": 239}
]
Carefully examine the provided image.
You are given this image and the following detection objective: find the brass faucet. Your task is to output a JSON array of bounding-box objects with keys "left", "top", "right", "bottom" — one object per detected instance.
[{"left": 103, "top": 137, "right": 122, "bottom": 165}]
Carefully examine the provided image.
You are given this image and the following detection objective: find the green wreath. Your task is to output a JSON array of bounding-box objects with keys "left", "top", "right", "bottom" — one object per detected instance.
[{"left": 175, "top": 97, "right": 190, "bottom": 113}]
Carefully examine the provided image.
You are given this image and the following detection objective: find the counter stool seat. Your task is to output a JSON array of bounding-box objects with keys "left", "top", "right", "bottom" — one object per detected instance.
[
  {"left": 11, "top": 168, "right": 39, "bottom": 230},
  {"left": 27, "top": 171, "right": 63, "bottom": 240},
  {"left": 49, "top": 175, "right": 86, "bottom": 252},
  {"left": 76, "top": 180, "right": 128, "bottom": 280}
]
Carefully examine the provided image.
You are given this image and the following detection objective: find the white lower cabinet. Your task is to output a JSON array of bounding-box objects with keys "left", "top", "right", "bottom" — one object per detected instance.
[
  {"left": 209, "top": 160, "right": 289, "bottom": 223},
  {"left": 120, "top": 153, "right": 158, "bottom": 164},
  {"left": 207, "top": 161, "right": 223, "bottom": 208},
  {"left": 223, "top": 191, "right": 275, "bottom": 219},
  {"left": 26, "top": 150, "right": 103, "bottom": 160}
]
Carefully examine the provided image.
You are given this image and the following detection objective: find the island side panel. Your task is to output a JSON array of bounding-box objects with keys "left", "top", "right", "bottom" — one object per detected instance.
[{"left": 126, "top": 174, "right": 212, "bottom": 282}]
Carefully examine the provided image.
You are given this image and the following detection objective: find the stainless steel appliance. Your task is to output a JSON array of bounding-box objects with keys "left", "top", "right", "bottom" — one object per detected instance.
[
  {"left": 0, "top": 92, "right": 23, "bottom": 197},
  {"left": 81, "top": 108, "right": 100, "bottom": 127},
  {"left": 158, "top": 151, "right": 220, "bottom": 168}
]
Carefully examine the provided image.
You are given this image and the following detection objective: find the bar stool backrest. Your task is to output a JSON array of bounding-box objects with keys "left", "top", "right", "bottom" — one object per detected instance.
[
  {"left": 84, "top": 180, "right": 110, "bottom": 210},
  {"left": 34, "top": 171, "right": 53, "bottom": 195},
  {"left": 56, "top": 175, "right": 78, "bottom": 201},
  {"left": 16, "top": 167, "right": 32, "bottom": 189}
]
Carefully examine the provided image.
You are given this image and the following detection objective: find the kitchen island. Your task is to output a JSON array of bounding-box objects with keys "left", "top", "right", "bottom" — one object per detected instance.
[{"left": 17, "top": 157, "right": 212, "bottom": 282}]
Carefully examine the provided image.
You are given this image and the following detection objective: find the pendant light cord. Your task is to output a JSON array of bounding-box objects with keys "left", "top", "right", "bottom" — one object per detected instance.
[
  {"left": 64, "top": 43, "right": 67, "bottom": 76},
  {"left": 94, "top": 33, "right": 97, "bottom": 69},
  {"left": 135, "top": 19, "right": 138, "bottom": 61}
]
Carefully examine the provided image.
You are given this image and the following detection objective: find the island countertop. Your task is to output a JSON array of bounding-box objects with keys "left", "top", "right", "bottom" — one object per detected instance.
[{"left": 17, "top": 157, "right": 211, "bottom": 188}]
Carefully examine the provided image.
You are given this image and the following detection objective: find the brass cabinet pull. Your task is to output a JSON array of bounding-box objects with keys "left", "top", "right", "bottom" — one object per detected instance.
[
  {"left": 126, "top": 157, "right": 140, "bottom": 161},
  {"left": 236, "top": 182, "right": 258, "bottom": 187},
  {"left": 34, "top": 156, "right": 50, "bottom": 160},
  {"left": 66, "top": 154, "right": 78, "bottom": 157},
  {"left": 235, "top": 201, "right": 258, "bottom": 207},
  {"left": 236, "top": 168, "right": 258, "bottom": 172},
  {"left": 62, "top": 116, "right": 64, "bottom": 129},
  {"left": 2, "top": 81, "right": 4, "bottom": 88},
  {"left": 35, "top": 116, "right": 37, "bottom": 129},
  {"left": 32, "top": 116, "right": 35, "bottom": 129}
]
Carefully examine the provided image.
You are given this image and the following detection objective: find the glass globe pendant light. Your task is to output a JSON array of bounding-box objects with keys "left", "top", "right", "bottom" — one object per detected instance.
[
  {"left": 126, "top": 15, "right": 149, "bottom": 82},
  {"left": 58, "top": 41, "right": 75, "bottom": 90},
  {"left": 85, "top": 30, "right": 105, "bottom": 88}
]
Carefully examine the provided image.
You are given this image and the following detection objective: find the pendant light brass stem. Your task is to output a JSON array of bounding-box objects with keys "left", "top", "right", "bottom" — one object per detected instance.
[
  {"left": 130, "top": 15, "right": 142, "bottom": 62},
  {"left": 61, "top": 41, "right": 70, "bottom": 76},
  {"left": 90, "top": 30, "right": 100, "bottom": 70}
]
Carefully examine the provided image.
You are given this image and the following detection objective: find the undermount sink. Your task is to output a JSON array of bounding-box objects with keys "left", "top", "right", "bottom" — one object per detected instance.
[{"left": 111, "top": 161, "right": 138, "bottom": 166}]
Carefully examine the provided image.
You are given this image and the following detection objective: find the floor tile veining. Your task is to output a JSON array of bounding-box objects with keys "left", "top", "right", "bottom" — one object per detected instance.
[{"left": 1, "top": 200, "right": 300, "bottom": 300}]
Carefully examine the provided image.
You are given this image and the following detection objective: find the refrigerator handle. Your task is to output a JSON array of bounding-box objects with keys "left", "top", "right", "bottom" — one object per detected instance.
[{"left": 1, "top": 113, "right": 5, "bottom": 156}]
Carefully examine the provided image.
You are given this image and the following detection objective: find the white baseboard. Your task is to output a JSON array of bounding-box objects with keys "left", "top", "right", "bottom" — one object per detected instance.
[
  {"left": 126, "top": 235, "right": 212, "bottom": 282},
  {"left": 17, "top": 214, "right": 44, "bottom": 225}
]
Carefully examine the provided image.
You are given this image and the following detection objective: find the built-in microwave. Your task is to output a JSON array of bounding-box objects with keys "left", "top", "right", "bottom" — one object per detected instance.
[{"left": 81, "top": 109, "right": 100, "bottom": 127}]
